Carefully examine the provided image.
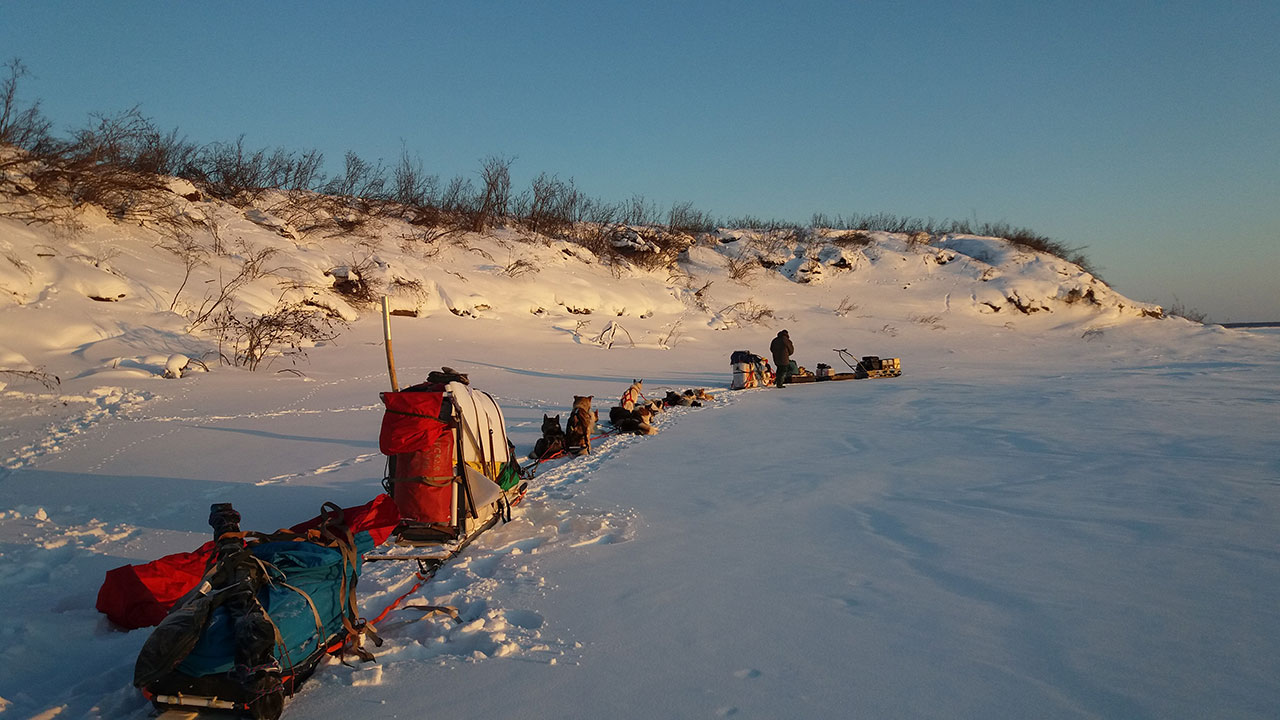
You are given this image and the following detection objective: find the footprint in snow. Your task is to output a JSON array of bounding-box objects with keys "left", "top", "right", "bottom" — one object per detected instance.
[{"left": 504, "top": 609, "right": 544, "bottom": 630}]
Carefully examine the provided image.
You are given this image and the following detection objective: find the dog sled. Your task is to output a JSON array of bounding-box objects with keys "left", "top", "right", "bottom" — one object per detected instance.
[
  {"left": 376, "top": 375, "right": 526, "bottom": 560},
  {"left": 727, "top": 348, "right": 902, "bottom": 388},
  {"left": 834, "top": 349, "right": 902, "bottom": 379},
  {"left": 729, "top": 350, "right": 774, "bottom": 389},
  {"left": 131, "top": 502, "right": 381, "bottom": 720}
]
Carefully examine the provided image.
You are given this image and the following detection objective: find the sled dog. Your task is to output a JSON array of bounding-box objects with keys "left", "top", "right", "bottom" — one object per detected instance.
[
  {"left": 565, "top": 396, "right": 597, "bottom": 456},
  {"left": 664, "top": 390, "right": 694, "bottom": 407},
  {"left": 616, "top": 405, "right": 658, "bottom": 436},
  {"left": 532, "top": 414, "right": 565, "bottom": 459},
  {"left": 687, "top": 388, "right": 715, "bottom": 402},
  {"left": 620, "top": 380, "right": 644, "bottom": 411},
  {"left": 608, "top": 405, "right": 633, "bottom": 426}
]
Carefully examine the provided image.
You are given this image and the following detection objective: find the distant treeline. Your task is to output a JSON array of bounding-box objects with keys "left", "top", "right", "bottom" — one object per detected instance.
[{"left": 1, "top": 57, "right": 1095, "bottom": 274}]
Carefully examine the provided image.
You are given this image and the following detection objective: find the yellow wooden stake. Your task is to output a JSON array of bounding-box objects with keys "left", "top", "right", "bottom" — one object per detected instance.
[{"left": 381, "top": 296, "right": 399, "bottom": 391}]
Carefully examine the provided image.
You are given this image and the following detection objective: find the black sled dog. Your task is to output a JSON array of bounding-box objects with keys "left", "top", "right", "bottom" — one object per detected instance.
[{"left": 531, "top": 414, "right": 566, "bottom": 459}]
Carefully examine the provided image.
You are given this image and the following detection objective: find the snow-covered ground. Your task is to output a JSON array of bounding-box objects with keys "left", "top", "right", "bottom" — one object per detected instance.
[{"left": 1, "top": 196, "right": 1278, "bottom": 719}]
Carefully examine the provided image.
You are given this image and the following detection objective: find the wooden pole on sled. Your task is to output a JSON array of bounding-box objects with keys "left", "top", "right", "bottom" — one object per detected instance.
[{"left": 381, "top": 296, "right": 400, "bottom": 391}]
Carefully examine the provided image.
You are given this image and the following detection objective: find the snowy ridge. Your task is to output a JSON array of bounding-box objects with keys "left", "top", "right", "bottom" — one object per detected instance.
[{"left": 0, "top": 185, "right": 1162, "bottom": 389}]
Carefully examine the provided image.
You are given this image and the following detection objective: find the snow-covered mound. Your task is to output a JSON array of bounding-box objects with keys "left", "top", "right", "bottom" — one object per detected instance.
[{"left": 0, "top": 185, "right": 1166, "bottom": 384}]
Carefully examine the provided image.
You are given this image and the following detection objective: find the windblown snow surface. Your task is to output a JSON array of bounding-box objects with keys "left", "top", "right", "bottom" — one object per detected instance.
[{"left": 1, "top": 199, "right": 1277, "bottom": 719}]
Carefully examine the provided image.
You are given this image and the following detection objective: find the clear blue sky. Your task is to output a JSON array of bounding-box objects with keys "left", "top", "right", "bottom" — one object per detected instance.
[{"left": 3, "top": 1, "right": 1277, "bottom": 320}]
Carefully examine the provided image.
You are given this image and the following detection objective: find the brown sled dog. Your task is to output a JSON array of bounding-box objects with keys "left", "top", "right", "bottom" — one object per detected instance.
[
  {"left": 565, "top": 395, "right": 597, "bottom": 456},
  {"left": 531, "top": 414, "right": 565, "bottom": 459}
]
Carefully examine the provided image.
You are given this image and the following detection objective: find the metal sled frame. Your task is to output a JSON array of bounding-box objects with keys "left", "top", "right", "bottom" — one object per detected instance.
[{"left": 834, "top": 348, "right": 902, "bottom": 379}]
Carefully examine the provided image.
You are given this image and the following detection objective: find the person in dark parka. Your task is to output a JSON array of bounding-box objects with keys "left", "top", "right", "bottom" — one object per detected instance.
[{"left": 770, "top": 329, "right": 794, "bottom": 388}]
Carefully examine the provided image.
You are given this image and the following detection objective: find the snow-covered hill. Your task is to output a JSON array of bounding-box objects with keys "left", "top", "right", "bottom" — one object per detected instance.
[
  {"left": 0, "top": 183, "right": 1162, "bottom": 386},
  {"left": 2, "top": 191, "right": 1278, "bottom": 719}
]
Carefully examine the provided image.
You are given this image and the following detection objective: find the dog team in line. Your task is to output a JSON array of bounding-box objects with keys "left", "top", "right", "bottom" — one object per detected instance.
[{"left": 530, "top": 380, "right": 716, "bottom": 460}]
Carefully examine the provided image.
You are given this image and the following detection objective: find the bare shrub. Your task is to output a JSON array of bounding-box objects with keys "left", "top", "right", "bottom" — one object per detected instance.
[
  {"left": 277, "top": 147, "right": 325, "bottom": 191},
  {"left": 667, "top": 200, "right": 715, "bottom": 235},
  {"left": 4, "top": 251, "right": 33, "bottom": 279},
  {"left": 718, "top": 299, "right": 776, "bottom": 326},
  {"left": 658, "top": 319, "right": 684, "bottom": 349},
  {"left": 387, "top": 276, "right": 429, "bottom": 309},
  {"left": 212, "top": 299, "right": 344, "bottom": 371},
  {"left": 835, "top": 296, "right": 857, "bottom": 316},
  {"left": 1166, "top": 298, "right": 1207, "bottom": 323},
  {"left": 590, "top": 320, "right": 634, "bottom": 349},
  {"left": 65, "top": 245, "right": 121, "bottom": 268},
  {"left": 439, "top": 174, "right": 474, "bottom": 213},
  {"left": 326, "top": 255, "right": 382, "bottom": 306},
  {"left": 266, "top": 152, "right": 392, "bottom": 238},
  {"left": 503, "top": 257, "right": 539, "bottom": 278},
  {"left": 294, "top": 151, "right": 388, "bottom": 235},
  {"left": 729, "top": 216, "right": 799, "bottom": 232},
  {"left": 668, "top": 268, "right": 713, "bottom": 313},
  {"left": 742, "top": 228, "right": 803, "bottom": 260},
  {"left": 617, "top": 194, "right": 660, "bottom": 226},
  {"left": 807, "top": 212, "right": 1096, "bottom": 276},
  {"left": 186, "top": 245, "right": 281, "bottom": 329},
  {"left": 323, "top": 151, "right": 386, "bottom": 201},
  {"left": 406, "top": 204, "right": 456, "bottom": 229},
  {"left": 575, "top": 195, "right": 618, "bottom": 226},
  {"left": 1, "top": 107, "right": 198, "bottom": 232},
  {"left": 724, "top": 251, "right": 758, "bottom": 284},
  {"left": 562, "top": 198, "right": 622, "bottom": 257},
  {"left": 187, "top": 139, "right": 325, "bottom": 206},
  {"left": 266, "top": 190, "right": 337, "bottom": 236},
  {"left": 830, "top": 230, "right": 873, "bottom": 247},
  {"left": 604, "top": 225, "right": 693, "bottom": 271},
  {"left": 156, "top": 233, "right": 207, "bottom": 311},
  {"left": 0, "top": 58, "right": 52, "bottom": 151},
  {"left": 390, "top": 146, "right": 436, "bottom": 207},
  {"left": 469, "top": 154, "right": 512, "bottom": 233},
  {"left": 691, "top": 280, "right": 713, "bottom": 313},
  {"left": 0, "top": 366, "right": 60, "bottom": 390},
  {"left": 399, "top": 221, "right": 464, "bottom": 258},
  {"left": 518, "top": 172, "right": 581, "bottom": 237},
  {"left": 450, "top": 234, "right": 493, "bottom": 262},
  {"left": 192, "top": 137, "right": 275, "bottom": 202}
]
